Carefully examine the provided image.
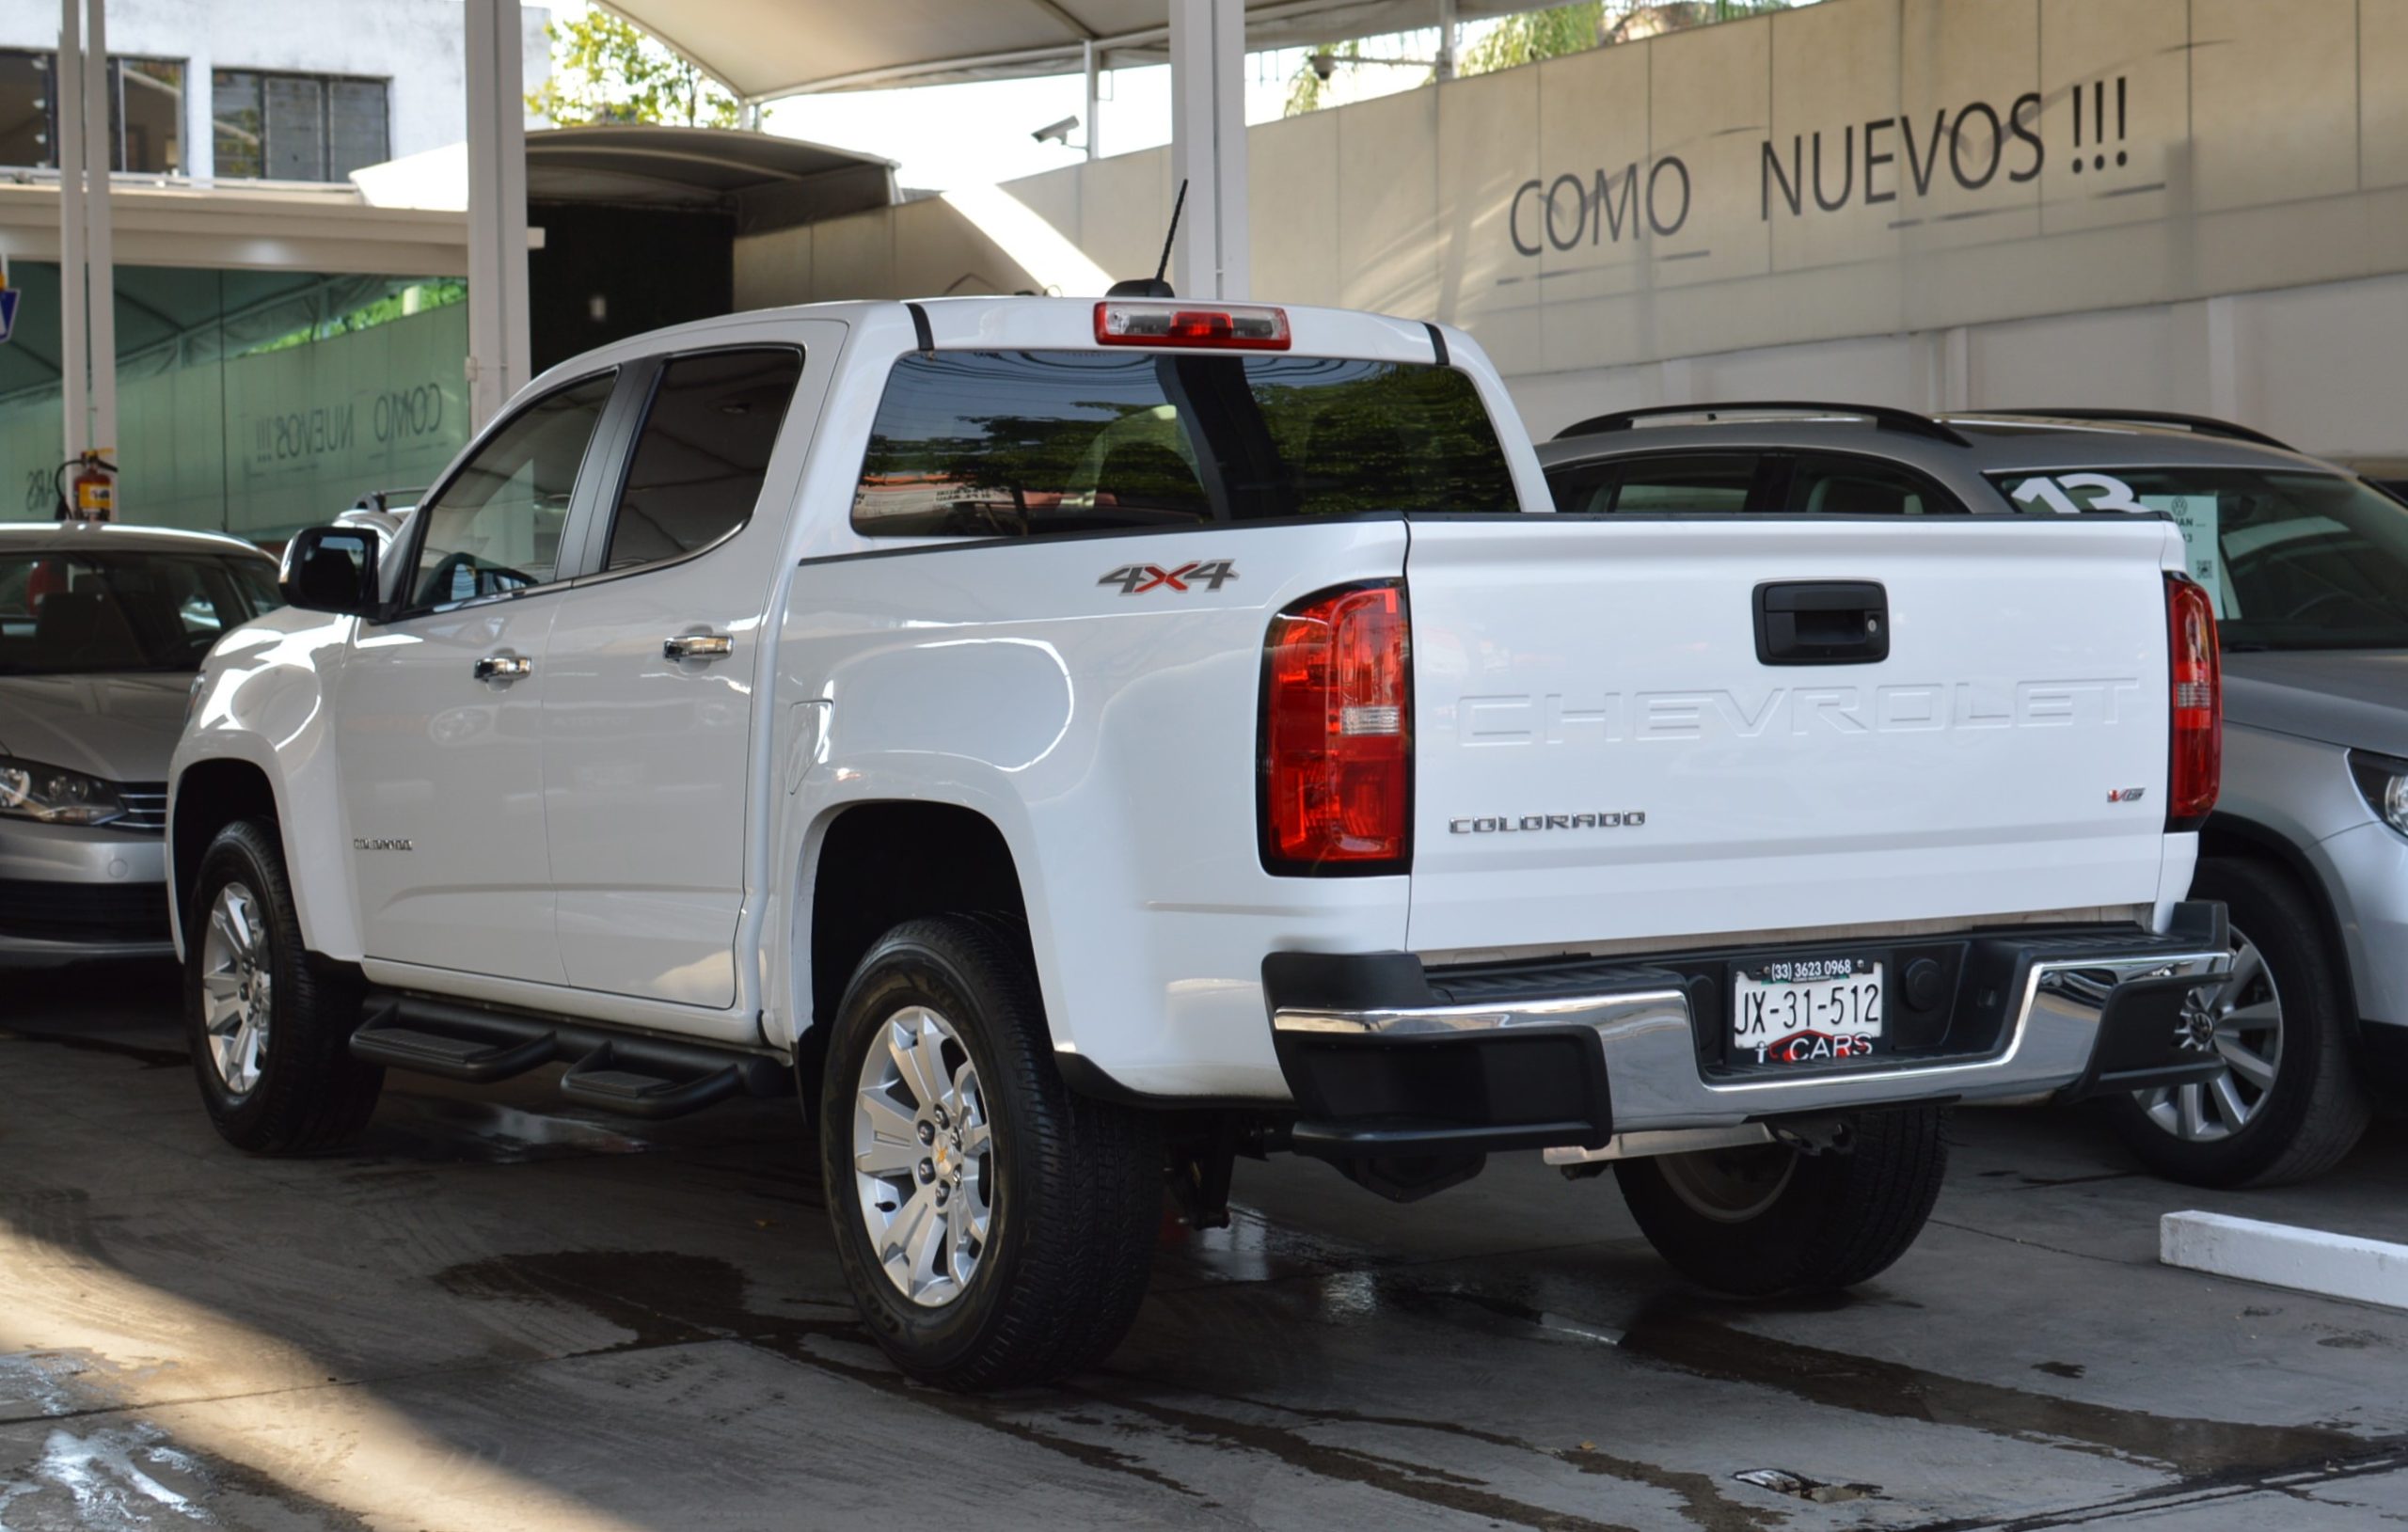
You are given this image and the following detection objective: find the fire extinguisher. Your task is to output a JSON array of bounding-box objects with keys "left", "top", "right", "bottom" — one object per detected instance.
[{"left": 52, "top": 450, "right": 116, "bottom": 523}]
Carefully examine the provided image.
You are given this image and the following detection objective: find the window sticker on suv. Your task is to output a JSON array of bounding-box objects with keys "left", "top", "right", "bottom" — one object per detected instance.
[
  {"left": 1987, "top": 466, "right": 2408, "bottom": 648},
  {"left": 2003, "top": 472, "right": 2150, "bottom": 514}
]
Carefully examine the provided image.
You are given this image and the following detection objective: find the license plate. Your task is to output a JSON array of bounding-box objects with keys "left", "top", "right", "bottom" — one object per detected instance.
[{"left": 1731, "top": 956, "right": 1885, "bottom": 1066}]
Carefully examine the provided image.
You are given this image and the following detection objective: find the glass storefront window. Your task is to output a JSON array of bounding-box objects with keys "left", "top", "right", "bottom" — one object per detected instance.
[{"left": 0, "top": 263, "right": 471, "bottom": 541}]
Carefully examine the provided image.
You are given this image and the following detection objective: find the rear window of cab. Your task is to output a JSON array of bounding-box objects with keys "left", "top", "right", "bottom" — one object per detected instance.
[{"left": 851, "top": 349, "right": 1518, "bottom": 538}]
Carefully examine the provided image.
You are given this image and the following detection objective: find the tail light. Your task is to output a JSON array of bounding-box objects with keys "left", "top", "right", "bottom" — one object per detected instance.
[
  {"left": 2166, "top": 574, "right": 2222, "bottom": 829},
  {"left": 1095, "top": 300, "right": 1291, "bottom": 351},
  {"left": 1260, "top": 582, "right": 1410, "bottom": 874}
]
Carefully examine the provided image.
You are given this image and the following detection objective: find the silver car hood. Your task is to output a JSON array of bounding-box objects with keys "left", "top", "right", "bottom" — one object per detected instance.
[
  {"left": 0, "top": 672, "right": 193, "bottom": 784},
  {"left": 2223, "top": 651, "right": 2408, "bottom": 760}
]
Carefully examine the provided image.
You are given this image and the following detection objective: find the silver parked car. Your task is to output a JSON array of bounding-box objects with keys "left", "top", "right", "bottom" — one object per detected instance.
[
  {"left": 1541, "top": 404, "right": 2408, "bottom": 1187},
  {"left": 0, "top": 522, "right": 281, "bottom": 968}
]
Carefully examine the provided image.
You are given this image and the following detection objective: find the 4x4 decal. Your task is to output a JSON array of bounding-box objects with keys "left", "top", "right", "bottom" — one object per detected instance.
[{"left": 1100, "top": 560, "right": 1238, "bottom": 595}]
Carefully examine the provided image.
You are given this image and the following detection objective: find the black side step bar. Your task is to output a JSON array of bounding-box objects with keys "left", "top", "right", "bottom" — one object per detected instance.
[{"left": 350, "top": 995, "right": 789, "bottom": 1120}]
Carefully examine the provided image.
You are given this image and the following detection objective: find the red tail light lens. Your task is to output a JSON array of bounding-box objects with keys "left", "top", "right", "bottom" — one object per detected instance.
[
  {"left": 2166, "top": 574, "right": 2222, "bottom": 829},
  {"left": 1261, "top": 583, "right": 1410, "bottom": 873}
]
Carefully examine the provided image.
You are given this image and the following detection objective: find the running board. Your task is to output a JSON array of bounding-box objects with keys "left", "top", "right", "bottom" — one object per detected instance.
[{"left": 349, "top": 995, "right": 789, "bottom": 1119}]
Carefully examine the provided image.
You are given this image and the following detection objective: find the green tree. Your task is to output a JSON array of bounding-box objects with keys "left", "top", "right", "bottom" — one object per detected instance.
[
  {"left": 1284, "top": 39, "right": 1370, "bottom": 118},
  {"left": 528, "top": 11, "right": 742, "bottom": 129},
  {"left": 1453, "top": 2, "right": 1798, "bottom": 81},
  {"left": 1457, "top": 3, "right": 1608, "bottom": 75}
]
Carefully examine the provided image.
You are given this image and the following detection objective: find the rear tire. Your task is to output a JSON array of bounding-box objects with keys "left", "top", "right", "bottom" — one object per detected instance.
[
  {"left": 819, "top": 915, "right": 1160, "bottom": 1391},
  {"left": 2104, "top": 856, "right": 2371, "bottom": 1188},
  {"left": 183, "top": 818, "right": 383, "bottom": 1154},
  {"left": 1614, "top": 1106, "right": 1949, "bottom": 1295}
]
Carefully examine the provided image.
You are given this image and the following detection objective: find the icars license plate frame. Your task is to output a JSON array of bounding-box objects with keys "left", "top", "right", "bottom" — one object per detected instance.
[{"left": 1729, "top": 955, "right": 1887, "bottom": 1068}]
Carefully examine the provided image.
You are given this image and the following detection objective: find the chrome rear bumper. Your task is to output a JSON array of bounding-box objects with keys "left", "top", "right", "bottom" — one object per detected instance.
[{"left": 1266, "top": 904, "right": 2234, "bottom": 1157}]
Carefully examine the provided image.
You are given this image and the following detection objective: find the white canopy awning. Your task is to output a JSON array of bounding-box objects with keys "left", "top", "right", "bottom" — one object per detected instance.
[{"left": 601, "top": 0, "right": 1515, "bottom": 99}]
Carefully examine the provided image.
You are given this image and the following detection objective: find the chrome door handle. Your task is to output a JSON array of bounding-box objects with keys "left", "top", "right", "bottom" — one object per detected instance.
[
  {"left": 473, "top": 654, "right": 533, "bottom": 682},
  {"left": 663, "top": 633, "right": 735, "bottom": 661}
]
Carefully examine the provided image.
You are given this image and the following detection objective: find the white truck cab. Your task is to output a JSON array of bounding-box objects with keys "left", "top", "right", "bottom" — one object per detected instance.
[{"left": 169, "top": 295, "right": 2231, "bottom": 1390}]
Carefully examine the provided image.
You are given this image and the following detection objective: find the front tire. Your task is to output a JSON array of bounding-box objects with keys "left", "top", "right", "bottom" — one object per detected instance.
[
  {"left": 1614, "top": 1106, "right": 1949, "bottom": 1296},
  {"left": 819, "top": 915, "right": 1160, "bottom": 1391},
  {"left": 183, "top": 818, "right": 383, "bottom": 1153},
  {"left": 2104, "top": 856, "right": 2371, "bottom": 1188}
]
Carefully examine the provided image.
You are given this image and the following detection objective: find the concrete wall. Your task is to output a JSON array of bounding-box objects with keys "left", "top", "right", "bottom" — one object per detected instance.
[
  {"left": 0, "top": 0, "right": 549, "bottom": 178},
  {"left": 740, "top": 0, "right": 2408, "bottom": 457}
]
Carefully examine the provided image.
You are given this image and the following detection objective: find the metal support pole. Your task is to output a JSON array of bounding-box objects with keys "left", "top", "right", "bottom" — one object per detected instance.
[
  {"left": 1436, "top": 0, "right": 1458, "bottom": 82},
  {"left": 1083, "top": 39, "right": 1100, "bottom": 161},
  {"left": 464, "top": 0, "right": 531, "bottom": 430},
  {"left": 56, "top": 0, "right": 87, "bottom": 467},
  {"left": 1167, "top": 0, "right": 1247, "bottom": 299},
  {"left": 82, "top": 0, "right": 116, "bottom": 478}
]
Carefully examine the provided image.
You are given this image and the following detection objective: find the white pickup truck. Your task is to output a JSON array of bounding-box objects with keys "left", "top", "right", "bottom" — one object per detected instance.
[{"left": 170, "top": 295, "right": 2231, "bottom": 1390}]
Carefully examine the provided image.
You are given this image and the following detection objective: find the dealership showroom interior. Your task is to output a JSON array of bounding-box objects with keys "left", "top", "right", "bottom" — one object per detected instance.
[{"left": 7, "top": 0, "right": 2408, "bottom": 1526}]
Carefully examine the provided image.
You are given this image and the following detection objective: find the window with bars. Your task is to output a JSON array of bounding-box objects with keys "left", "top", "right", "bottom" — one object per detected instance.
[{"left": 211, "top": 70, "right": 388, "bottom": 182}]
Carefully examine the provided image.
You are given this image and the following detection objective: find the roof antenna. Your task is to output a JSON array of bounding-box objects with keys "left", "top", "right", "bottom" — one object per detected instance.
[{"left": 1107, "top": 179, "right": 1186, "bottom": 298}]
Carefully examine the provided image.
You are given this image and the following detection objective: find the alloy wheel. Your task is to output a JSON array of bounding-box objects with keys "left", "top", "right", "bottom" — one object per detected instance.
[
  {"left": 2133, "top": 927, "right": 2283, "bottom": 1143},
  {"left": 1656, "top": 1144, "right": 1798, "bottom": 1224},
  {"left": 852, "top": 1005, "right": 993, "bottom": 1307},
  {"left": 198, "top": 881, "right": 273, "bottom": 1096}
]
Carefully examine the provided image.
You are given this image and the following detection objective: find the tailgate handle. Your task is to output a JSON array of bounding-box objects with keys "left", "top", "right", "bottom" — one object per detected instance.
[{"left": 1753, "top": 580, "right": 1890, "bottom": 666}]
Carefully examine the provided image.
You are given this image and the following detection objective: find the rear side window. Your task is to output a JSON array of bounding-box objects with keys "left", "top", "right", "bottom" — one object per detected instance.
[
  {"left": 1788, "top": 455, "right": 1962, "bottom": 515},
  {"left": 603, "top": 349, "right": 804, "bottom": 571},
  {"left": 1550, "top": 453, "right": 1762, "bottom": 514},
  {"left": 851, "top": 350, "right": 1517, "bottom": 537}
]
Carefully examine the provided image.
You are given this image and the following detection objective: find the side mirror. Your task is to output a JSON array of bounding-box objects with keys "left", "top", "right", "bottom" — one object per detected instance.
[{"left": 278, "top": 526, "right": 382, "bottom": 616}]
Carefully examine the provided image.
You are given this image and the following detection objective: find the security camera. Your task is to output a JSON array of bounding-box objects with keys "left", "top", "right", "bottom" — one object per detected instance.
[{"left": 1031, "top": 116, "right": 1081, "bottom": 147}]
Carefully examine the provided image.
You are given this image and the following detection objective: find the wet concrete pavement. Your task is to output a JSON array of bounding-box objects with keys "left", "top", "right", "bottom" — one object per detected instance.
[{"left": 4, "top": 963, "right": 2406, "bottom": 1531}]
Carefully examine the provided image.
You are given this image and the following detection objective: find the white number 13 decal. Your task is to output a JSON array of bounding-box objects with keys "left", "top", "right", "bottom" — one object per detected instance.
[{"left": 2009, "top": 472, "right": 2149, "bottom": 514}]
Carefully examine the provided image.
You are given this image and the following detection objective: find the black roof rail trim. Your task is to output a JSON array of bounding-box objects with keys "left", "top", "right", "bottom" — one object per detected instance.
[
  {"left": 1966, "top": 408, "right": 2294, "bottom": 451},
  {"left": 1552, "top": 401, "right": 1970, "bottom": 449}
]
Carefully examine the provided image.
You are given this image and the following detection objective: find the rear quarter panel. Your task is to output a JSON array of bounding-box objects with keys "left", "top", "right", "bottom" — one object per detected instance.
[{"left": 772, "top": 522, "right": 1413, "bottom": 1098}]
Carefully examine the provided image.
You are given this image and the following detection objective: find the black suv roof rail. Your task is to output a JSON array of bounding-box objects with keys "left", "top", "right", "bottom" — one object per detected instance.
[
  {"left": 1552, "top": 401, "right": 1971, "bottom": 449},
  {"left": 1963, "top": 408, "right": 2295, "bottom": 451}
]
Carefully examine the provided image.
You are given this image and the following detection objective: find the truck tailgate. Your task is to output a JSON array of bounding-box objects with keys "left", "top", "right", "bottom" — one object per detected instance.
[{"left": 1404, "top": 515, "right": 2179, "bottom": 954}]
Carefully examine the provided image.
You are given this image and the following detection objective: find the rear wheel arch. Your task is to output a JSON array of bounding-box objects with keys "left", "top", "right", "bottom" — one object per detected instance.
[{"left": 800, "top": 801, "right": 1034, "bottom": 1110}]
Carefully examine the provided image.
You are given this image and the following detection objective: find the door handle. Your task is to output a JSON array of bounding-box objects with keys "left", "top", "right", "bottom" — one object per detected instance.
[
  {"left": 473, "top": 654, "right": 534, "bottom": 682},
  {"left": 1753, "top": 581, "right": 1890, "bottom": 666},
  {"left": 663, "top": 633, "right": 735, "bottom": 662}
]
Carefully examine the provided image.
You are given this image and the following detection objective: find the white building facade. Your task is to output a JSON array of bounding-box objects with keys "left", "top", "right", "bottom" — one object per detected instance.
[
  {"left": 736, "top": 0, "right": 2408, "bottom": 462},
  {"left": 0, "top": 0, "right": 547, "bottom": 531}
]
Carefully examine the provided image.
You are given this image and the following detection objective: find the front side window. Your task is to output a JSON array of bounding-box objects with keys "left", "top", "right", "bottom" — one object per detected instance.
[
  {"left": 406, "top": 373, "right": 615, "bottom": 610},
  {"left": 212, "top": 70, "right": 388, "bottom": 182},
  {"left": 0, "top": 552, "right": 281, "bottom": 675},
  {"left": 1987, "top": 467, "right": 2408, "bottom": 651},
  {"left": 853, "top": 350, "right": 1517, "bottom": 537},
  {"left": 602, "top": 349, "right": 804, "bottom": 572}
]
